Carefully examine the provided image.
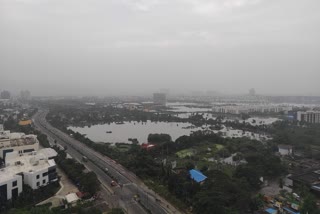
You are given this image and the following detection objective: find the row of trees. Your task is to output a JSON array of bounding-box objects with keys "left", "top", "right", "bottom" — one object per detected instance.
[{"left": 54, "top": 147, "right": 100, "bottom": 196}]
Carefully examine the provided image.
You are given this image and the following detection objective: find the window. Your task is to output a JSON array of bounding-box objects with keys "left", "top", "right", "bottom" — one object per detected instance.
[
  {"left": 36, "top": 175, "right": 40, "bottom": 179},
  {"left": 43, "top": 172, "right": 48, "bottom": 177},
  {"left": 48, "top": 168, "right": 56, "bottom": 174},
  {"left": 37, "top": 182, "right": 40, "bottom": 187},
  {"left": 12, "top": 181, "right": 17, "bottom": 187},
  {"left": 43, "top": 180, "right": 46, "bottom": 184}
]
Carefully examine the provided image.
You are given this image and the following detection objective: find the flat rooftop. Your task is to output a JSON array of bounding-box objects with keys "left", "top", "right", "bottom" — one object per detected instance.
[
  {"left": 10, "top": 135, "right": 38, "bottom": 146},
  {"left": 290, "top": 168, "right": 320, "bottom": 185},
  {"left": 0, "top": 149, "right": 57, "bottom": 183},
  {"left": 0, "top": 131, "right": 38, "bottom": 148}
]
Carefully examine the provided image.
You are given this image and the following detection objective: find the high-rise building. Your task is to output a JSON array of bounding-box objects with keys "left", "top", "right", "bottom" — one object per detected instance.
[
  {"left": 297, "top": 111, "right": 320, "bottom": 124},
  {"left": 249, "top": 88, "right": 256, "bottom": 96},
  {"left": 20, "top": 90, "right": 31, "bottom": 101},
  {"left": 0, "top": 91, "right": 10, "bottom": 100},
  {"left": 153, "top": 93, "right": 166, "bottom": 105}
]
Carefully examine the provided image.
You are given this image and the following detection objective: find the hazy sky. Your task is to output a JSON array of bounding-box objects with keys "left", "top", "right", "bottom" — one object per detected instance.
[{"left": 1, "top": 0, "right": 320, "bottom": 96}]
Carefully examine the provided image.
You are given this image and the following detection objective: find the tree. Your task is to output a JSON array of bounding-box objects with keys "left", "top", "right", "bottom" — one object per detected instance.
[
  {"left": 147, "top": 133, "right": 172, "bottom": 144},
  {"left": 80, "top": 172, "right": 100, "bottom": 195},
  {"left": 279, "top": 178, "right": 284, "bottom": 189},
  {"left": 108, "top": 208, "right": 124, "bottom": 214},
  {"left": 301, "top": 194, "right": 320, "bottom": 214}
]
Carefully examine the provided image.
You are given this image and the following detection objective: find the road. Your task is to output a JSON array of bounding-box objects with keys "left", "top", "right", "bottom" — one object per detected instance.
[{"left": 33, "top": 109, "right": 180, "bottom": 214}]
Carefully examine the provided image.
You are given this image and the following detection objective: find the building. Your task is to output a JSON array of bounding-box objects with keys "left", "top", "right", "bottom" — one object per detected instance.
[
  {"left": 212, "top": 105, "right": 292, "bottom": 115},
  {"left": 153, "top": 93, "right": 166, "bottom": 105},
  {"left": 249, "top": 88, "right": 256, "bottom": 96},
  {"left": 123, "top": 103, "right": 143, "bottom": 111},
  {"left": 189, "top": 169, "right": 207, "bottom": 183},
  {"left": 0, "top": 131, "right": 39, "bottom": 160},
  {"left": 0, "top": 91, "right": 10, "bottom": 100},
  {"left": 20, "top": 90, "right": 31, "bottom": 101},
  {"left": 278, "top": 145, "right": 293, "bottom": 156},
  {"left": 0, "top": 148, "right": 57, "bottom": 201},
  {"left": 65, "top": 192, "right": 80, "bottom": 205},
  {"left": 289, "top": 169, "right": 320, "bottom": 194},
  {"left": 297, "top": 111, "right": 320, "bottom": 124},
  {"left": 18, "top": 119, "right": 32, "bottom": 126},
  {"left": 0, "top": 173, "right": 23, "bottom": 202}
]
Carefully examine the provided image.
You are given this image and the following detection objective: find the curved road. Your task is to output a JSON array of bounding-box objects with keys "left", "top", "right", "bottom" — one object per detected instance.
[{"left": 33, "top": 109, "right": 180, "bottom": 214}]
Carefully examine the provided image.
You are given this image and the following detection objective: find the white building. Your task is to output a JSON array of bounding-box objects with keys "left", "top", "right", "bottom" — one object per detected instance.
[
  {"left": 278, "top": 145, "right": 293, "bottom": 156},
  {"left": 0, "top": 148, "right": 57, "bottom": 201},
  {"left": 0, "top": 173, "right": 23, "bottom": 202},
  {"left": 212, "top": 105, "right": 292, "bottom": 115},
  {"left": 297, "top": 111, "right": 320, "bottom": 124},
  {"left": 0, "top": 130, "right": 39, "bottom": 160}
]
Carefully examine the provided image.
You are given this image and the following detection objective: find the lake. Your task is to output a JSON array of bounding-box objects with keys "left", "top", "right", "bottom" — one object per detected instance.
[{"left": 68, "top": 121, "right": 202, "bottom": 144}]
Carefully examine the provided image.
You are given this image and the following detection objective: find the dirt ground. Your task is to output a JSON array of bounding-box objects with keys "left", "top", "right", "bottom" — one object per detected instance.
[{"left": 37, "top": 167, "right": 79, "bottom": 208}]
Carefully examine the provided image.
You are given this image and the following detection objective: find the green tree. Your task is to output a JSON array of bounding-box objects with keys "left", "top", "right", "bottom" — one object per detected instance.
[{"left": 301, "top": 194, "right": 320, "bottom": 214}]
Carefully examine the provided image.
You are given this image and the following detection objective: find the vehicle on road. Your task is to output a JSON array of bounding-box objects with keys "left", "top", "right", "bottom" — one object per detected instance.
[
  {"left": 110, "top": 180, "right": 117, "bottom": 186},
  {"left": 82, "top": 156, "right": 88, "bottom": 162}
]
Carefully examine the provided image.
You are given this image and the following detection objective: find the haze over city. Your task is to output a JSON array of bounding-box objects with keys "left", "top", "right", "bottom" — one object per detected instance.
[{"left": 1, "top": 0, "right": 320, "bottom": 96}]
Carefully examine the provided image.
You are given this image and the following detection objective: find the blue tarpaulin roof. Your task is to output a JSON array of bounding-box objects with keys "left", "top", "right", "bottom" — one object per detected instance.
[
  {"left": 283, "top": 207, "right": 300, "bottom": 214},
  {"left": 189, "top": 169, "right": 207, "bottom": 183},
  {"left": 265, "top": 208, "right": 277, "bottom": 214}
]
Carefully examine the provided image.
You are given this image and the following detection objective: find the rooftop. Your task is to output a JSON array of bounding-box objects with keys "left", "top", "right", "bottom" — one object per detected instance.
[
  {"left": 265, "top": 208, "right": 277, "bottom": 214},
  {"left": 0, "top": 131, "right": 38, "bottom": 148},
  {"left": 278, "top": 144, "right": 293, "bottom": 150},
  {"left": 289, "top": 168, "right": 320, "bottom": 185},
  {"left": 65, "top": 193, "right": 80, "bottom": 204},
  {"left": 0, "top": 148, "right": 57, "bottom": 183},
  {"left": 189, "top": 169, "right": 207, "bottom": 183}
]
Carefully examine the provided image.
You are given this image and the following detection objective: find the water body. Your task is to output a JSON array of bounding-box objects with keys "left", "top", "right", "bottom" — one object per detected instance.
[
  {"left": 68, "top": 121, "right": 201, "bottom": 144},
  {"left": 166, "top": 102, "right": 212, "bottom": 113}
]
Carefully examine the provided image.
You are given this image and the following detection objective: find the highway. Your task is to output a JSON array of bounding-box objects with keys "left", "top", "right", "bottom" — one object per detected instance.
[{"left": 33, "top": 109, "right": 180, "bottom": 214}]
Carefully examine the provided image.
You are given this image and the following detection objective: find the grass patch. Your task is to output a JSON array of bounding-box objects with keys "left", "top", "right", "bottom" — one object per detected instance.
[{"left": 176, "top": 149, "right": 196, "bottom": 158}]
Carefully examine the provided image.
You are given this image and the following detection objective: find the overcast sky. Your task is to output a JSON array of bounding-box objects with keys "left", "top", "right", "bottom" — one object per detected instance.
[{"left": 1, "top": 0, "right": 320, "bottom": 96}]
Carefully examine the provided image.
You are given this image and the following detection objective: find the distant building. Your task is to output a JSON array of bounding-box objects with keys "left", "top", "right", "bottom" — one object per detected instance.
[
  {"left": 297, "top": 111, "right": 320, "bottom": 124},
  {"left": 249, "top": 88, "right": 256, "bottom": 96},
  {"left": 0, "top": 148, "right": 57, "bottom": 201},
  {"left": 20, "top": 90, "right": 31, "bottom": 101},
  {"left": 18, "top": 119, "right": 32, "bottom": 126},
  {"left": 278, "top": 145, "right": 293, "bottom": 156},
  {"left": 153, "top": 93, "right": 166, "bottom": 105},
  {"left": 0, "top": 130, "right": 39, "bottom": 160},
  {"left": 212, "top": 105, "right": 292, "bottom": 115},
  {"left": 0, "top": 91, "right": 10, "bottom": 100},
  {"left": 123, "top": 103, "right": 142, "bottom": 111}
]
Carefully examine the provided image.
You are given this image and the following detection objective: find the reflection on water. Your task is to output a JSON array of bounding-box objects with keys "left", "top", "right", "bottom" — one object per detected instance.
[{"left": 68, "top": 121, "right": 201, "bottom": 144}]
